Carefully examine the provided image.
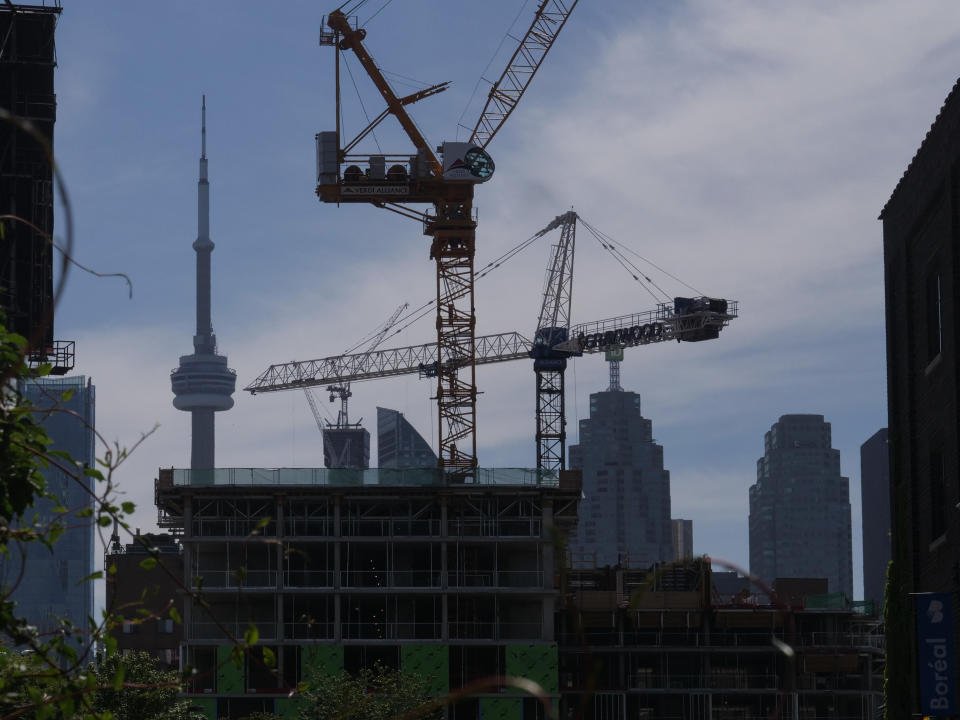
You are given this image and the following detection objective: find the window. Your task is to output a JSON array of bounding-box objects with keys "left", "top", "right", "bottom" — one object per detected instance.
[{"left": 926, "top": 269, "right": 942, "bottom": 362}]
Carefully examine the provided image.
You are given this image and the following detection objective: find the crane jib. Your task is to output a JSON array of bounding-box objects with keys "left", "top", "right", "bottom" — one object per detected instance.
[{"left": 578, "top": 322, "right": 665, "bottom": 351}]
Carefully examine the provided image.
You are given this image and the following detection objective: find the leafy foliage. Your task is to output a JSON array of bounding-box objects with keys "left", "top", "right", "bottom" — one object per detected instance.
[
  {"left": 90, "top": 651, "right": 202, "bottom": 720},
  {"left": 0, "top": 325, "right": 52, "bottom": 527},
  {"left": 298, "top": 662, "right": 442, "bottom": 720},
  {"left": 0, "top": 319, "right": 169, "bottom": 719},
  {"left": 883, "top": 558, "right": 911, "bottom": 720}
]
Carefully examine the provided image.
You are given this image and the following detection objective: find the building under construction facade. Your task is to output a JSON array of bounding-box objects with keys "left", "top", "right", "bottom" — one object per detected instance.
[
  {"left": 0, "top": 2, "right": 72, "bottom": 372},
  {"left": 560, "top": 561, "right": 884, "bottom": 720},
  {"left": 155, "top": 467, "right": 580, "bottom": 720}
]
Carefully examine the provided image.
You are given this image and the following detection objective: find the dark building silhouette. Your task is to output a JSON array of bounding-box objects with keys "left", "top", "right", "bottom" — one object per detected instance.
[
  {"left": 323, "top": 426, "right": 370, "bottom": 469},
  {"left": 0, "top": 3, "right": 72, "bottom": 372},
  {"left": 860, "top": 428, "right": 889, "bottom": 612},
  {"left": 881, "top": 76, "right": 960, "bottom": 715},
  {"left": 748, "top": 414, "right": 853, "bottom": 597},
  {"left": 377, "top": 406, "right": 436, "bottom": 468},
  {"left": 105, "top": 532, "right": 183, "bottom": 669},
  {"left": 568, "top": 382, "right": 672, "bottom": 568}
]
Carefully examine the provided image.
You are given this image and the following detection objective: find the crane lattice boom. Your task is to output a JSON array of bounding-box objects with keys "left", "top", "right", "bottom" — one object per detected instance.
[
  {"left": 469, "top": 0, "right": 580, "bottom": 149},
  {"left": 246, "top": 300, "right": 738, "bottom": 394}
]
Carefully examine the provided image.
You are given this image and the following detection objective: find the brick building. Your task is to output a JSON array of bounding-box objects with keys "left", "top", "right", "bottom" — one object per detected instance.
[{"left": 881, "top": 76, "right": 960, "bottom": 715}]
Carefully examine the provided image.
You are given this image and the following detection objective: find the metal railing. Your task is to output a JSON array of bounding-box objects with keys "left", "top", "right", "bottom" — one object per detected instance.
[{"left": 170, "top": 467, "right": 559, "bottom": 488}]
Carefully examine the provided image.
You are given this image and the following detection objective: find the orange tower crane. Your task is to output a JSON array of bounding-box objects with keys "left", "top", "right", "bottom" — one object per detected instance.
[{"left": 315, "top": 1, "right": 579, "bottom": 480}]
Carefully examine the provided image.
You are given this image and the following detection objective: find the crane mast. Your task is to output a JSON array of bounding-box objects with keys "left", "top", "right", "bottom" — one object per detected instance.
[
  {"left": 316, "top": 6, "right": 577, "bottom": 481},
  {"left": 530, "top": 211, "right": 577, "bottom": 473}
]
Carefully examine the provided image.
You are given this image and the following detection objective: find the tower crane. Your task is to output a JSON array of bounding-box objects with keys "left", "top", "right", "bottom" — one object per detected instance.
[
  {"left": 247, "top": 213, "right": 739, "bottom": 473},
  {"left": 315, "top": 1, "right": 579, "bottom": 479}
]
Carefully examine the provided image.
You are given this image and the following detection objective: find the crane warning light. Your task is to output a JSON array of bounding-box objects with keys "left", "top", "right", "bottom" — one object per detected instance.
[{"left": 441, "top": 142, "right": 495, "bottom": 182}]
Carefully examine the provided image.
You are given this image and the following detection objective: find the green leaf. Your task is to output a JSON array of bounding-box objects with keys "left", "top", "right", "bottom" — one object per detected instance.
[
  {"left": 262, "top": 646, "right": 276, "bottom": 668},
  {"left": 59, "top": 388, "right": 75, "bottom": 402},
  {"left": 244, "top": 624, "right": 259, "bottom": 647},
  {"left": 78, "top": 570, "right": 103, "bottom": 583},
  {"left": 111, "top": 664, "right": 126, "bottom": 691},
  {"left": 120, "top": 501, "right": 136, "bottom": 514},
  {"left": 98, "top": 515, "right": 113, "bottom": 527},
  {"left": 138, "top": 557, "right": 157, "bottom": 570},
  {"left": 169, "top": 606, "right": 182, "bottom": 624}
]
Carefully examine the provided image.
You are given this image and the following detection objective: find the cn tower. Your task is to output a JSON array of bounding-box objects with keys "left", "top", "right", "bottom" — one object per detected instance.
[{"left": 171, "top": 96, "right": 236, "bottom": 469}]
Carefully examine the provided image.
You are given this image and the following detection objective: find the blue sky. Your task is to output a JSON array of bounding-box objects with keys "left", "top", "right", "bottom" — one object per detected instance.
[{"left": 49, "top": 1, "right": 960, "bottom": 598}]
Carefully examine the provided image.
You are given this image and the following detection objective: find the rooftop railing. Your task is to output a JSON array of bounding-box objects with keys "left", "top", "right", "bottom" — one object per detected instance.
[{"left": 168, "top": 467, "right": 559, "bottom": 488}]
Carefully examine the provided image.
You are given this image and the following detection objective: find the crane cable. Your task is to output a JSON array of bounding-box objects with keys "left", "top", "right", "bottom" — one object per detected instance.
[
  {"left": 341, "top": 53, "right": 383, "bottom": 153},
  {"left": 456, "top": 0, "right": 534, "bottom": 141},
  {"left": 577, "top": 216, "right": 703, "bottom": 302},
  {"left": 360, "top": 0, "right": 395, "bottom": 28},
  {"left": 383, "top": 224, "right": 554, "bottom": 340}
]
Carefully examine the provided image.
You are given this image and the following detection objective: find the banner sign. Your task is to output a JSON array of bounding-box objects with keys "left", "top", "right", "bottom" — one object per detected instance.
[
  {"left": 341, "top": 185, "right": 409, "bottom": 196},
  {"left": 915, "top": 592, "right": 957, "bottom": 715},
  {"left": 576, "top": 322, "right": 665, "bottom": 351}
]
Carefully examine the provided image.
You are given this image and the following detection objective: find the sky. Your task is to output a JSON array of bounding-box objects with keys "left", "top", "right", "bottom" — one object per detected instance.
[{"left": 45, "top": 0, "right": 960, "bottom": 601}]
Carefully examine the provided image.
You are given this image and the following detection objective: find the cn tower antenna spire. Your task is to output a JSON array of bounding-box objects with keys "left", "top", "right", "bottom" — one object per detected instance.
[{"left": 171, "top": 96, "right": 236, "bottom": 470}]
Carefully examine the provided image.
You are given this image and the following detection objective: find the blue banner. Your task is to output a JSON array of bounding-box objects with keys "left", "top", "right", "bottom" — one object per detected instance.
[{"left": 915, "top": 592, "right": 957, "bottom": 715}]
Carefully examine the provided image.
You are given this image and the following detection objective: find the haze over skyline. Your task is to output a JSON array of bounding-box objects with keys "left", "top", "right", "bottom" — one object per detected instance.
[{"left": 49, "top": 1, "right": 960, "bottom": 598}]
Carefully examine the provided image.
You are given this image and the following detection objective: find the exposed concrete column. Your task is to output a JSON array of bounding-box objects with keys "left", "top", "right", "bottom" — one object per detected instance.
[
  {"left": 333, "top": 496, "right": 342, "bottom": 642},
  {"left": 441, "top": 495, "right": 449, "bottom": 641},
  {"left": 542, "top": 500, "right": 554, "bottom": 589},
  {"left": 542, "top": 499, "right": 555, "bottom": 640},
  {"left": 275, "top": 495, "right": 284, "bottom": 641},
  {"left": 182, "top": 495, "right": 193, "bottom": 653}
]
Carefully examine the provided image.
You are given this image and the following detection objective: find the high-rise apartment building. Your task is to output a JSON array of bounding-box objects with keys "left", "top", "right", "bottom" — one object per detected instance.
[
  {"left": 0, "top": 376, "right": 95, "bottom": 641},
  {"left": 568, "top": 384, "right": 672, "bottom": 568},
  {"left": 881, "top": 77, "right": 960, "bottom": 715},
  {"left": 377, "top": 406, "right": 437, "bottom": 469},
  {"left": 671, "top": 518, "right": 693, "bottom": 561},
  {"left": 860, "top": 428, "right": 890, "bottom": 612},
  {"left": 748, "top": 414, "right": 853, "bottom": 597}
]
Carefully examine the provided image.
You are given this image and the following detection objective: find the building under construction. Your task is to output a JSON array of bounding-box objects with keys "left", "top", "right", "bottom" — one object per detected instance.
[
  {"left": 0, "top": 2, "right": 72, "bottom": 372},
  {"left": 155, "top": 466, "right": 581, "bottom": 720},
  {"left": 560, "top": 561, "right": 884, "bottom": 719}
]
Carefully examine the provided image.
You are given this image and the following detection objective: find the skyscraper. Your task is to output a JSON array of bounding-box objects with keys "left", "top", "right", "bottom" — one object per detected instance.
[
  {"left": 748, "top": 414, "right": 853, "bottom": 597},
  {"left": 377, "top": 407, "right": 436, "bottom": 469},
  {"left": 171, "top": 97, "right": 235, "bottom": 469},
  {"left": 672, "top": 518, "right": 693, "bottom": 561},
  {"left": 860, "top": 428, "right": 889, "bottom": 612},
  {"left": 568, "top": 368, "right": 672, "bottom": 568},
  {"left": 0, "top": 376, "right": 95, "bottom": 641}
]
